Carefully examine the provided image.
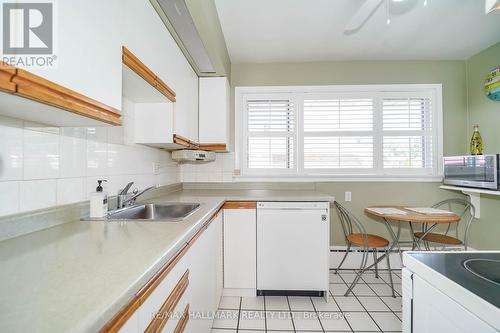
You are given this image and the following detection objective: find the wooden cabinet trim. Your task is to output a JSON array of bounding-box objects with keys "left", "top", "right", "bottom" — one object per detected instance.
[
  {"left": 173, "top": 135, "right": 227, "bottom": 152},
  {"left": 198, "top": 143, "right": 227, "bottom": 152},
  {"left": 155, "top": 78, "right": 176, "bottom": 101},
  {"left": 222, "top": 201, "right": 257, "bottom": 209},
  {"left": 189, "top": 210, "right": 219, "bottom": 245},
  {"left": 173, "top": 304, "right": 190, "bottom": 333},
  {"left": 100, "top": 207, "right": 223, "bottom": 333},
  {"left": 145, "top": 270, "right": 189, "bottom": 333},
  {"left": 0, "top": 61, "right": 16, "bottom": 92},
  {"left": 204, "top": 209, "right": 221, "bottom": 229},
  {"left": 100, "top": 298, "right": 142, "bottom": 333},
  {"left": 122, "top": 46, "right": 156, "bottom": 88},
  {"left": 136, "top": 242, "right": 189, "bottom": 303},
  {"left": 12, "top": 69, "right": 121, "bottom": 125},
  {"left": 0, "top": 63, "right": 121, "bottom": 125},
  {"left": 173, "top": 134, "right": 199, "bottom": 149},
  {"left": 122, "top": 46, "right": 176, "bottom": 102}
]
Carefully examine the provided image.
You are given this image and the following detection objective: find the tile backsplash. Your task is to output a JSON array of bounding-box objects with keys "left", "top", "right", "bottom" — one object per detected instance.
[
  {"left": 180, "top": 152, "right": 235, "bottom": 183},
  {"left": 0, "top": 97, "right": 180, "bottom": 217}
]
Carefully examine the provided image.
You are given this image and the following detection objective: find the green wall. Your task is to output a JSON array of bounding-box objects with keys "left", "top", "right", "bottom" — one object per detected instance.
[
  {"left": 230, "top": 60, "right": 473, "bottom": 247},
  {"left": 465, "top": 42, "right": 500, "bottom": 250},
  {"left": 231, "top": 61, "right": 468, "bottom": 155}
]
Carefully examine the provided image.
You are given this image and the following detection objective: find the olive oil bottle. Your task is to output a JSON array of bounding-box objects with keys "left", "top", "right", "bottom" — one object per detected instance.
[{"left": 470, "top": 124, "right": 484, "bottom": 155}]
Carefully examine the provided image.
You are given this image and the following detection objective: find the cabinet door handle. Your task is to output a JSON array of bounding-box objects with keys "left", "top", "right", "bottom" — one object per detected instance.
[
  {"left": 145, "top": 270, "right": 189, "bottom": 333},
  {"left": 173, "top": 304, "right": 190, "bottom": 333}
]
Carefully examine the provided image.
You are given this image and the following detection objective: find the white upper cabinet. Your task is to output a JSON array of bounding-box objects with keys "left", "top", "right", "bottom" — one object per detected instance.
[
  {"left": 0, "top": 0, "right": 123, "bottom": 127},
  {"left": 120, "top": 0, "right": 199, "bottom": 142},
  {"left": 134, "top": 102, "right": 175, "bottom": 149},
  {"left": 199, "top": 77, "right": 230, "bottom": 147},
  {"left": 2, "top": 0, "right": 200, "bottom": 137},
  {"left": 29, "top": 0, "right": 123, "bottom": 110}
]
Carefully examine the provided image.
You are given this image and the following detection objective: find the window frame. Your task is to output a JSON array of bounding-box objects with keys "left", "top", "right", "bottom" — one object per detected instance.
[{"left": 235, "top": 84, "right": 443, "bottom": 181}]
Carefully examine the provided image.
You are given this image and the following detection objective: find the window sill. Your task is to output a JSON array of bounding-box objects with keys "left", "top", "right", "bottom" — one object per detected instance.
[{"left": 233, "top": 175, "right": 443, "bottom": 183}]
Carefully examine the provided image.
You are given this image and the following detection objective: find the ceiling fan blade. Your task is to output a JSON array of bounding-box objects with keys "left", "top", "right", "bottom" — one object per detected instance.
[
  {"left": 344, "top": 0, "right": 384, "bottom": 34},
  {"left": 485, "top": 0, "right": 500, "bottom": 14}
]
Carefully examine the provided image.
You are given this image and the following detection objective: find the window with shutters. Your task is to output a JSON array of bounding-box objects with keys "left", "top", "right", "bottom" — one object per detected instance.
[
  {"left": 243, "top": 96, "right": 296, "bottom": 174},
  {"left": 303, "top": 95, "right": 374, "bottom": 171},
  {"left": 381, "top": 93, "right": 434, "bottom": 171},
  {"left": 236, "top": 85, "right": 442, "bottom": 179}
]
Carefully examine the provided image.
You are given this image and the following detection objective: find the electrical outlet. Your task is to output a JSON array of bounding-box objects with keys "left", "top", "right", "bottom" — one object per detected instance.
[
  {"left": 345, "top": 191, "right": 352, "bottom": 202},
  {"left": 152, "top": 162, "right": 160, "bottom": 175}
]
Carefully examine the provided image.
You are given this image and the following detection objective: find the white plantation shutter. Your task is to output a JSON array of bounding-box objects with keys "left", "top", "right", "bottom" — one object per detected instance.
[
  {"left": 304, "top": 136, "right": 373, "bottom": 169},
  {"left": 303, "top": 98, "right": 374, "bottom": 170},
  {"left": 383, "top": 136, "right": 433, "bottom": 168},
  {"left": 303, "top": 99, "right": 373, "bottom": 131},
  {"left": 246, "top": 98, "right": 295, "bottom": 170},
  {"left": 237, "top": 86, "right": 441, "bottom": 178},
  {"left": 382, "top": 96, "right": 434, "bottom": 170}
]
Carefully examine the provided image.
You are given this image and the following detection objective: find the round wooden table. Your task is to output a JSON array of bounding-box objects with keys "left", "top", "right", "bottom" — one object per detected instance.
[{"left": 364, "top": 206, "right": 461, "bottom": 266}]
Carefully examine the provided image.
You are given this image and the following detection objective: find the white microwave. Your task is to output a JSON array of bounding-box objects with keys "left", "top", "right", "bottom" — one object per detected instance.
[{"left": 443, "top": 154, "right": 500, "bottom": 190}]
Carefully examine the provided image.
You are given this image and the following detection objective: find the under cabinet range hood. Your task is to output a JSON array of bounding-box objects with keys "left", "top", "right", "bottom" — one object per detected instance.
[
  {"left": 172, "top": 150, "right": 216, "bottom": 162},
  {"left": 151, "top": 0, "right": 216, "bottom": 74}
]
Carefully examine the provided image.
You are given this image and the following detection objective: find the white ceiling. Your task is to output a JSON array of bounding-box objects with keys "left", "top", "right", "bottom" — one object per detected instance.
[{"left": 214, "top": 0, "right": 500, "bottom": 63}]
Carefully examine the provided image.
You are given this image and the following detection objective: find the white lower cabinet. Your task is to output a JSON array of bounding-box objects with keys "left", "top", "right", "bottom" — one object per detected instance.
[
  {"left": 136, "top": 249, "right": 190, "bottom": 332},
  {"left": 184, "top": 212, "right": 223, "bottom": 332},
  {"left": 117, "top": 212, "right": 223, "bottom": 333},
  {"left": 411, "top": 275, "right": 497, "bottom": 333},
  {"left": 223, "top": 207, "right": 257, "bottom": 292}
]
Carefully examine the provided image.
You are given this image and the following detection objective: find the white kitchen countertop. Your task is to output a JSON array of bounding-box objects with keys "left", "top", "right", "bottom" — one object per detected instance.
[{"left": 0, "top": 189, "right": 333, "bottom": 333}]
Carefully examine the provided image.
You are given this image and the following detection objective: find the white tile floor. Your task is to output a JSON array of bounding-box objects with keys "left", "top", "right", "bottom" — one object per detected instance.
[{"left": 211, "top": 269, "right": 402, "bottom": 333}]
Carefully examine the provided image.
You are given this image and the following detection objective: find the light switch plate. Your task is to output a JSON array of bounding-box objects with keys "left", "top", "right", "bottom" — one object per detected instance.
[{"left": 345, "top": 191, "right": 352, "bottom": 202}]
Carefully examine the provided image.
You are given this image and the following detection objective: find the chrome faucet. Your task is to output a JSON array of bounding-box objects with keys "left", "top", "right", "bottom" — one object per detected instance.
[{"left": 117, "top": 182, "right": 158, "bottom": 209}]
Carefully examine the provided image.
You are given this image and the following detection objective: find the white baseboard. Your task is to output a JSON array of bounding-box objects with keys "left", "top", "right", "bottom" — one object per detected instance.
[
  {"left": 223, "top": 288, "right": 256, "bottom": 297},
  {"left": 329, "top": 245, "right": 477, "bottom": 270},
  {"left": 329, "top": 247, "right": 403, "bottom": 270}
]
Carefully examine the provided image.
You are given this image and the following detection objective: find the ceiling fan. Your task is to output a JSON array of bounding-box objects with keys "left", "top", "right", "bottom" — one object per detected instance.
[
  {"left": 485, "top": 0, "right": 500, "bottom": 13},
  {"left": 344, "top": 0, "right": 499, "bottom": 35},
  {"left": 344, "top": 0, "right": 386, "bottom": 34}
]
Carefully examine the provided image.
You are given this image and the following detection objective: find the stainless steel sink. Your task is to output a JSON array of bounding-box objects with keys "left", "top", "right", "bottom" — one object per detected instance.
[
  {"left": 463, "top": 258, "right": 500, "bottom": 286},
  {"left": 106, "top": 203, "right": 200, "bottom": 221}
]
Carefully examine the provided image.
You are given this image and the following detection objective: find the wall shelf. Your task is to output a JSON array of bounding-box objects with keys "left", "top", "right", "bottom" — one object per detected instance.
[{"left": 439, "top": 185, "right": 500, "bottom": 218}]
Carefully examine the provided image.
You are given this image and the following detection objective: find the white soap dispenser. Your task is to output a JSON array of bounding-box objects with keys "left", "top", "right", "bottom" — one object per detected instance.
[{"left": 90, "top": 180, "right": 108, "bottom": 218}]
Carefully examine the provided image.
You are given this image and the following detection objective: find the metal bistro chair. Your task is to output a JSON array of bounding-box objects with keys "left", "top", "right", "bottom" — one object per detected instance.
[
  {"left": 334, "top": 202, "right": 396, "bottom": 297},
  {"left": 412, "top": 198, "right": 476, "bottom": 251}
]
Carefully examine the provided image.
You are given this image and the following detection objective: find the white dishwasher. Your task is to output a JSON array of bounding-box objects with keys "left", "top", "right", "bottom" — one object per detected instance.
[{"left": 256, "top": 201, "right": 330, "bottom": 297}]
